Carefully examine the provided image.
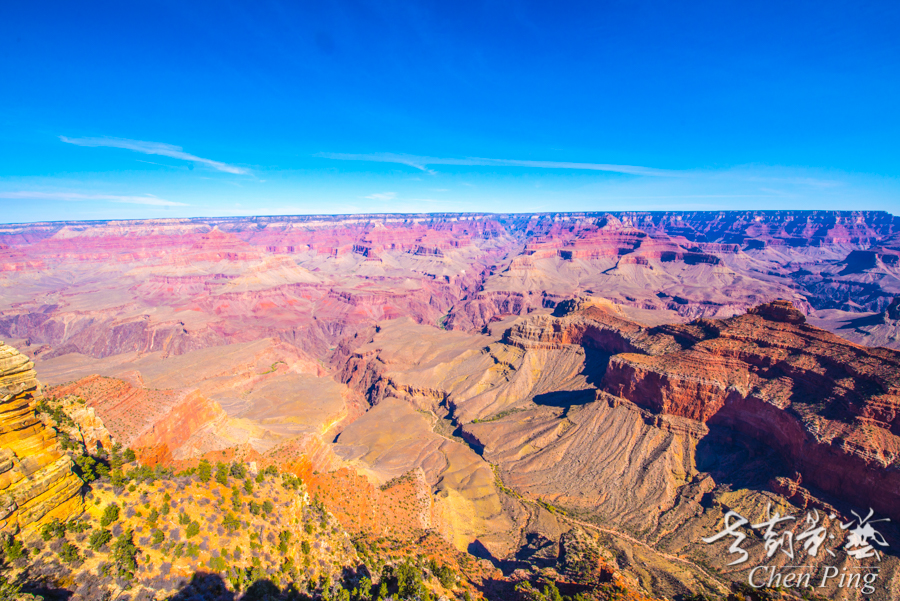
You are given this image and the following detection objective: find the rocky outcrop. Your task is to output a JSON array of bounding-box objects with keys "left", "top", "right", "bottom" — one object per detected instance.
[
  {"left": 0, "top": 342, "right": 82, "bottom": 532},
  {"left": 504, "top": 300, "right": 681, "bottom": 355},
  {"left": 888, "top": 296, "right": 900, "bottom": 320},
  {"left": 600, "top": 301, "right": 900, "bottom": 521}
]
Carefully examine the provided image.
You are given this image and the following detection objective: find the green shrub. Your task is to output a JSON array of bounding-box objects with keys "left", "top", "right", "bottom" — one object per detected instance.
[
  {"left": 223, "top": 513, "right": 240, "bottom": 533},
  {"left": 2, "top": 535, "right": 26, "bottom": 562},
  {"left": 74, "top": 455, "right": 101, "bottom": 483},
  {"left": 100, "top": 503, "right": 120, "bottom": 527},
  {"left": 40, "top": 519, "right": 66, "bottom": 541},
  {"left": 58, "top": 542, "right": 82, "bottom": 564},
  {"left": 67, "top": 519, "right": 89, "bottom": 533},
  {"left": 215, "top": 462, "right": 228, "bottom": 486},
  {"left": 281, "top": 473, "right": 302, "bottom": 490},
  {"left": 208, "top": 555, "right": 227, "bottom": 572},
  {"left": 229, "top": 462, "right": 247, "bottom": 479},
  {"left": 393, "top": 560, "right": 425, "bottom": 599},
  {"left": 110, "top": 469, "right": 126, "bottom": 487},
  {"left": 112, "top": 529, "right": 139, "bottom": 580},
  {"left": 277, "top": 530, "right": 291, "bottom": 554},
  {"left": 88, "top": 528, "right": 113, "bottom": 551},
  {"left": 186, "top": 521, "right": 200, "bottom": 538},
  {"left": 197, "top": 459, "right": 212, "bottom": 483},
  {"left": 151, "top": 529, "right": 164, "bottom": 545}
]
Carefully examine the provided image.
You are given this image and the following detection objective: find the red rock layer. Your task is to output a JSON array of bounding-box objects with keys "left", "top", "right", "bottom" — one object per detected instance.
[
  {"left": 591, "top": 301, "right": 900, "bottom": 520},
  {"left": 48, "top": 375, "right": 226, "bottom": 458}
]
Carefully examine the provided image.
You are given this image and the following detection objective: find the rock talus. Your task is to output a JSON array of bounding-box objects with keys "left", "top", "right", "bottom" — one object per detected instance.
[{"left": 0, "top": 341, "right": 82, "bottom": 532}]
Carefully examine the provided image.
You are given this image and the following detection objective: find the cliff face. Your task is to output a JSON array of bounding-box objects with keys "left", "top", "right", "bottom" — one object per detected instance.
[
  {"left": 598, "top": 300, "right": 900, "bottom": 520},
  {"left": 0, "top": 342, "right": 82, "bottom": 532}
]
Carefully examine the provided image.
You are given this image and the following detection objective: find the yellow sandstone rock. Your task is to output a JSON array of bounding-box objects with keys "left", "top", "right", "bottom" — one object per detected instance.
[{"left": 0, "top": 342, "right": 83, "bottom": 533}]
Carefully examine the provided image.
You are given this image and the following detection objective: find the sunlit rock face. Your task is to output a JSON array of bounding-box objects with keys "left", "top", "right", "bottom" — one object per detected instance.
[{"left": 0, "top": 342, "right": 83, "bottom": 533}]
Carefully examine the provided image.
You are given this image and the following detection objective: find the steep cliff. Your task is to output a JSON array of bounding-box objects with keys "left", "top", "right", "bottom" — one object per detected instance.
[
  {"left": 600, "top": 300, "right": 900, "bottom": 520},
  {"left": 0, "top": 342, "right": 82, "bottom": 532}
]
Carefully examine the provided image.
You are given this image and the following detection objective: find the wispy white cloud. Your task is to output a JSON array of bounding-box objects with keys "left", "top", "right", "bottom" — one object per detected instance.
[
  {"left": 316, "top": 152, "right": 680, "bottom": 177},
  {"left": 364, "top": 191, "right": 397, "bottom": 200},
  {"left": 60, "top": 136, "right": 249, "bottom": 174},
  {"left": 0, "top": 191, "right": 187, "bottom": 206}
]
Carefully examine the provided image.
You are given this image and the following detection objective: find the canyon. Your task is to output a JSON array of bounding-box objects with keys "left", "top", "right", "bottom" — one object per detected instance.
[{"left": 2, "top": 211, "right": 900, "bottom": 600}]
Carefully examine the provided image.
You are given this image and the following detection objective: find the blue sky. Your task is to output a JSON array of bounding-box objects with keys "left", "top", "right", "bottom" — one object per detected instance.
[{"left": 1, "top": 1, "right": 898, "bottom": 222}]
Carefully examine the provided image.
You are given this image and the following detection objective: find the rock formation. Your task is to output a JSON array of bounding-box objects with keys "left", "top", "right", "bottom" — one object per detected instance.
[
  {"left": 600, "top": 300, "right": 900, "bottom": 521},
  {"left": 0, "top": 342, "right": 82, "bottom": 532}
]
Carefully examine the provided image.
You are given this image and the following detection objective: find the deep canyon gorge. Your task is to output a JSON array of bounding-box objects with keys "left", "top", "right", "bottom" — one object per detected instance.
[{"left": 1, "top": 211, "right": 900, "bottom": 600}]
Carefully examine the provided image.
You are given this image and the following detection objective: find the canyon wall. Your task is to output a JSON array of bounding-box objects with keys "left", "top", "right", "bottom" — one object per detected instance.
[{"left": 0, "top": 342, "right": 82, "bottom": 532}]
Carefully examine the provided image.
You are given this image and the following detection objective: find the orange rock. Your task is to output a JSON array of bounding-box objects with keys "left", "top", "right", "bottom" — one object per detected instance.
[{"left": 0, "top": 342, "right": 83, "bottom": 533}]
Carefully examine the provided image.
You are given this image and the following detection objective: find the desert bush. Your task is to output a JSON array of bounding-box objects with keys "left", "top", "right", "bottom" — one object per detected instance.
[
  {"left": 67, "top": 519, "right": 89, "bottom": 533},
  {"left": 1, "top": 535, "right": 26, "bottom": 562},
  {"left": 208, "top": 555, "right": 227, "bottom": 572},
  {"left": 281, "top": 473, "right": 302, "bottom": 490},
  {"left": 40, "top": 519, "right": 66, "bottom": 541},
  {"left": 88, "top": 528, "right": 112, "bottom": 551},
  {"left": 100, "top": 502, "right": 120, "bottom": 527},
  {"left": 223, "top": 512, "right": 241, "bottom": 533},
  {"left": 58, "top": 542, "right": 81, "bottom": 564},
  {"left": 230, "top": 461, "right": 247, "bottom": 479},
  {"left": 197, "top": 459, "right": 212, "bottom": 483},
  {"left": 112, "top": 529, "right": 139, "bottom": 580},
  {"left": 74, "top": 454, "right": 108, "bottom": 483},
  {"left": 186, "top": 521, "right": 200, "bottom": 539},
  {"left": 215, "top": 462, "right": 229, "bottom": 486},
  {"left": 277, "top": 530, "right": 291, "bottom": 554}
]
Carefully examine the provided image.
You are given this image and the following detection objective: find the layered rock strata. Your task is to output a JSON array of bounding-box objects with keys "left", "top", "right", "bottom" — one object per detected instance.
[
  {"left": 586, "top": 300, "right": 900, "bottom": 521},
  {"left": 0, "top": 342, "right": 82, "bottom": 532}
]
